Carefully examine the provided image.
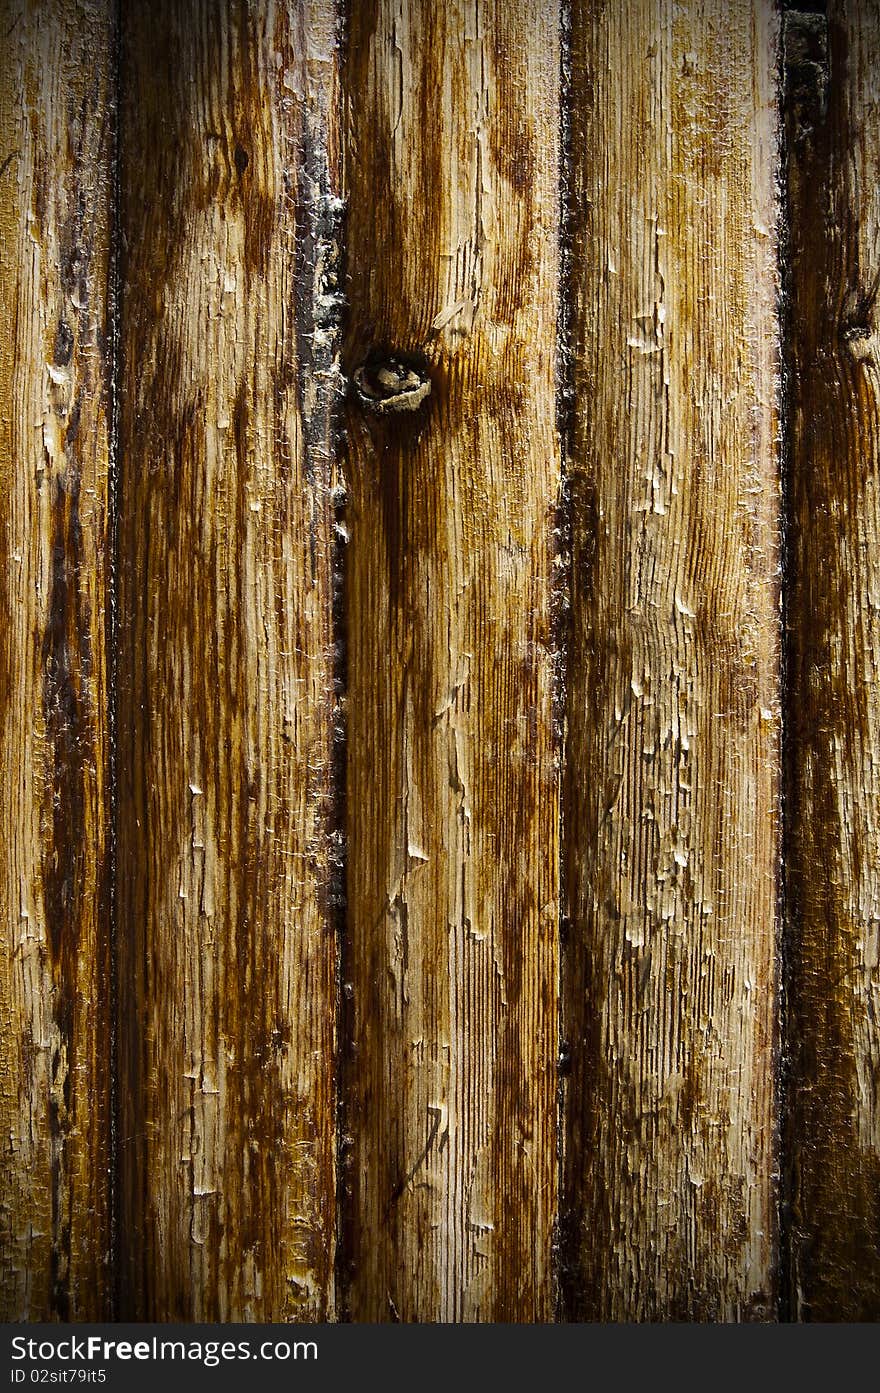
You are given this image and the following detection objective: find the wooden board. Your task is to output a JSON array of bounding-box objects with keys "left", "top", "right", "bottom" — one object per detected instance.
[
  {"left": 116, "top": 0, "right": 341, "bottom": 1321},
  {"left": 7, "top": 0, "right": 880, "bottom": 1327},
  {"left": 783, "top": 0, "right": 880, "bottom": 1321},
  {"left": 340, "top": 0, "right": 563, "bottom": 1321},
  {"left": 0, "top": 0, "right": 114, "bottom": 1321},
  {"left": 562, "top": 0, "right": 782, "bottom": 1320}
]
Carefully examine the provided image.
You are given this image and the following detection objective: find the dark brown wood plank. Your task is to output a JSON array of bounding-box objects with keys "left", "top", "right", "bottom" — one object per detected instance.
[
  {"left": 562, "top": 0, "right": 782, "bottom": 1320},
  {"left": 0, "top": 0, "right": 114, "bottom": 1322},
  {"left": 116, "top": 0, "right": 341, "bottom": 1320},
  {"left": 784, "top": 0, "right": 880, "bottom": 1321},
  {"left": 340, "top": 0, "right": 563, "bottom": 1321}
]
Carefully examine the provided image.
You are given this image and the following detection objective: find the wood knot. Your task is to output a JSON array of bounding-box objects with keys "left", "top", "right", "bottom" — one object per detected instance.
[
  {"left": 841, "top": 287, "right": 878, "bottom": 364},
  {"left": 353, "top": 355, "right": 431, "bottom": 414}
]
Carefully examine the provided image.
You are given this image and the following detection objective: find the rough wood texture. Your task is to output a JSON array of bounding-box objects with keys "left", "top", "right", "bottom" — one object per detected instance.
[
  {"left": 784, "top": 1, "right": 880, "bottom": 1321},
  {"left": 341, "top": 0, "right": 562, "bottom": 1321},
  {"left": 562, "top": 0, "right": 781, "bottom": 1320},
  {"left": 116, "top": 0, "right": 341, "bottom": 1320},
  {"left": 0, "top": 0, "right": 113, "bottom": 1321}
]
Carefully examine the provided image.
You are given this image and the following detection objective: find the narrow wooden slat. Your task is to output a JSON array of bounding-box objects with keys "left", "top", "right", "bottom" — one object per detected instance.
[
  {"left": 341, "top": 0, "right": 562, "bottom": 1321},
  {"left": 0, "top": 0, "right": 113, "bottom": 1320},
  {"left": 784, "top": 1, "right": 880, "bottom": 1320},
  {"left": 116, "top": 0, "right": 341, "bottom": 1320},
  {"left": 562, "top": 0, "right": 781, "bottom": 1319}
]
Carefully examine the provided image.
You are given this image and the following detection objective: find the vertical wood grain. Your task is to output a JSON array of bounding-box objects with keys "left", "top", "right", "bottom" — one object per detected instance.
[
  {"left": 562, "top": 0, "right": 782, "bottom": 1319},
  {"left": 784, "top": 1, "right": 880, "bottom": 1320},
  {"left": 0, "top": 0, "right": 113, "bottom": 1321},
  {"left": 116, "top": 0, "right": 341, "bottom": 1320},
  {"left": 341, "top": 0, "right": 562, "bottom": 1321}
]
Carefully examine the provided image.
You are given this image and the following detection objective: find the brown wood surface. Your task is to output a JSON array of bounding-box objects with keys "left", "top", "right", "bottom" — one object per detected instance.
[
  {"left": 340, "top": 0, "right": 562, "bottom": 1321},
  {"left": 116, "top": 0, "right": 341, "bottom": 1321},
  {"left": 784, "top": 0, "right": 880, "bottom": 1321},
  {"left": 0, "top": 0, "right": 114, "bottom": 1321},
  {"left": 561, "top": 0, "right": 782, "bottom": 1320},
  {"left": 7, "top": 0, "right": 880, "bottom": 1327}
]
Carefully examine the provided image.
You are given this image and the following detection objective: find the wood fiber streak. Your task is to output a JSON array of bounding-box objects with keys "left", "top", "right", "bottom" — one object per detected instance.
[
  {"left": 0, "top": 0, "right": 113, "bottom": 1321},
  {"left": 784, "top": 1, "right": 880, "bottom": 1320},
  {"left": 563, "top": 0, "right": 781, "bottom": 1320},
  {"left": 117, "top": 0, "right": 340, "bottom": 1320},
  {"left": 342, "top": 0, "right": 562, "bottom": 1321}
]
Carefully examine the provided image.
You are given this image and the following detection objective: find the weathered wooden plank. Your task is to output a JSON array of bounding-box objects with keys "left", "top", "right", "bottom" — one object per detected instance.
[
  {"left": 562, "top": 0, "right": 781, "bottom": 1320},
  {"left": 116, "top": 0, "right": 341, "bottom": 1320},
  {"left": 341, "top": 0, "right": 562, "bottom": 1322},
  {"left": 784, "top": 1, "right": 880, "bottom": 1321},
  {"left": 0, "top": 0, "right": 114, "bottom": 1321}
]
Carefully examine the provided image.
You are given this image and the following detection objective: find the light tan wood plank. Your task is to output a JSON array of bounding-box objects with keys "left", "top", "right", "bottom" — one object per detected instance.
[
  {"left": 341, "top": 0, "right": 562, "bottom": 1322},
  {"left": 784, "top": 0, "right": 880, "bottom": 1320},
  {"left": 562, "top": 0, "right": 782, "bottom": 1319},
  {"left": 116, "top": 0, "right": 341, "bottom": 1320},
  {"left": 0, "top": 0, "right": 113, "bottom": 1321}
]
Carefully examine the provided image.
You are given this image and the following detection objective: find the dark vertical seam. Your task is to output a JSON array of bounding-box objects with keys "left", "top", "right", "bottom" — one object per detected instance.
[
  {"left": 776, "top": 1, "right": 792, "bottom": 1321},
  {"left": 107, "top": 0, "right": 123, "bottom": 1324},
  {"left": 777, "top": 0, "right": 821, "bottom": 1325},
  {"left": 554, "top": 0, "right": 575, "bottom": 1326},
  {"left": 777, "top": 0, "right": 832, "bottom": 1324}
]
